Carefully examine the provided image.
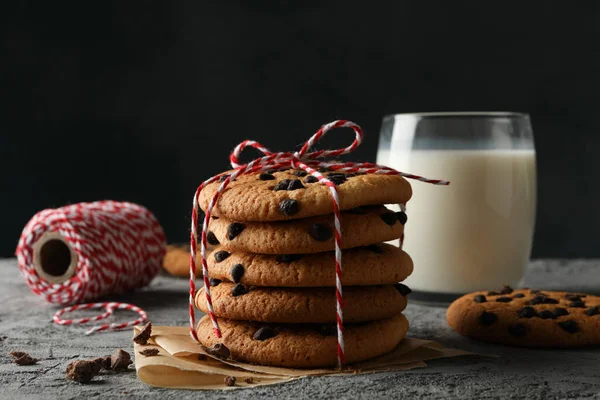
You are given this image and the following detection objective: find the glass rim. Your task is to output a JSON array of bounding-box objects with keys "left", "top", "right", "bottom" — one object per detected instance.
[{"left": 384, "top": 111, "right": 529, "bottom": 119}]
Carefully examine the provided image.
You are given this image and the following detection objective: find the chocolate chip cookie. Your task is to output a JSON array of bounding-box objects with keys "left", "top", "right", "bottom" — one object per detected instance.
[
  {"left": 162, "top": 244, "right": 194, "bottom": 277},
  {"left": 205, "top": 206, "right": 405, "bottom": 254},
  {"left": 196, "top": 313, "right": 409, "bottom": 368},
  {"left": 206, "top": 244, "right": 413, "bottom": 287},
  {"left": 196, "top": 283, "right": 408, "bottom": 323},
  {"left": 198, "top": 169, "right": 412, "bottom": 222},
  {"left": 447, "top": 287, "right": 600, "bottom": 347}
]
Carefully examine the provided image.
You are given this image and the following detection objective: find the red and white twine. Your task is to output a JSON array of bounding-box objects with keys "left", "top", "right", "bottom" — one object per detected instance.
[
  {"left": 16, "top": 201, "right": 166, "bottom": 334},
  {"left": 189, "top": 120, "right": 448, "bottom": 367}
]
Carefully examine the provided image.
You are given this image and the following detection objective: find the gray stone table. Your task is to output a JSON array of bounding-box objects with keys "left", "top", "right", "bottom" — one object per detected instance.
[{"left": 1, "top": 258, "right": 599, "bottom": 399}]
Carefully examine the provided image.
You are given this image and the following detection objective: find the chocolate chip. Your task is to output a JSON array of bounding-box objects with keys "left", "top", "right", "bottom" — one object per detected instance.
[
  {"left": 304, "top": 176, "right": 318, "bottom": 183},
  {"left": 139, "top": 348, "right": 160, "bottom": 357},
  {"left": 538, "top": 310, "right": 556, "bottom": 319},
  {"left": 395, "top": 283, "right": 412, "bottom": 296},
  {"left": 206, "top": 343, "right": 230, "bottom": 359},
  {"left": 479, "top": 311, "right": 498, "bottom": 326},
  {"left": 214, "top": 250, "right": 230, "bottom": 263},
  {"left": 513, "top": 293, "right": 525, "bottom": 298},
  {"left": 569, "top": 301, "right": 586, "bottom": 308},
  {"left": 496, "top": 297, "right": 513, "bottom": 303},
  {"left": 529, "top": 295, "right": 558, "bottom": 305},
  {"left": 584, "top": 306, "right": 600, "bottom": 316},
  {"left": 518, "top": 306, "right": 536, "bottom": 318},
  {"left": 500, "top": 285, "right": 514, "bottom": 295},
  {"left": 565, "top": 295, "right": 581, "bottom": 302},
  {"left": 133, "top": 322, "right": 152, "bottom": 345},
  {"left": 487, "top": 291, "right": 500, "bottom": 296},
  {"left": 274, "top": 179, "right": 291, "bottom": 191},
  {"left": 275, "top": 254, "right": 303, "bottom": 263},
  {"left": 380, "top": 211, "right": 398, "bottom": 226},
  {"left": 253, "top": 327, "right": 276, "bottom": 341},
  {"left": 219, "top": 174, "right": 229, "bottom": 182},
  {"left": 66, "top": 360, "right": 100, "bottom": 383},
  {"left": 364, "top": 244, "right": 384, "bottom": 253},
  {"left": 287, "top": 179, "right": 305, "bottom": 191},
  {"left": 553, "top": 307, "right": 569, "bottom": 317},
  {"left": 473, "top": 294, "right": 487, "bottom": 303},
  {"left": 396, "top": 211, "right": 408, "bottom": 225},
  {"left": 259, "top": 173, "right": 275, "bottom": 181},
  {"left": 110, "top": 349, "right": 132, "bottom": 371},
  {"left": 227, "top": 223, "right": 245, "bottom": 240},
  {"left": 279, "top": 199, "right": 299, "bottom": 216},
  {"left": 207, "top": 231, "right": 220, "bottom": 245},
  {"left": 212, "top": 216, "right": 219, "bottom": 219},
  {"left": 232, "top": 283, "right": 248, "bottom": 297},
  {"left": 327, "top": 174, "right": 347, "bottom": 185},
  {"left": 558, "top": 320, "right": 579, "bottom": 333},
  {"left": 209, "top": 278, "right": 222, "bottom": 287},
  {"left": 9, "top": 351, "right": 38, "bottom": 366},
  {"left": 225, "top": 376, "right": 236, "bottom": 387},
  {"left": 230, "top": 264, "right": 245, "bottom": 283},
  {"left": 319, "top": 324, "right": 337, "bottom": 336},
  {"left": 292, "top": 170, "right": 308, "bottom": 177},
  {"left": 508, "top": 324, "right": 526, "bottom": 337},
  {"left": 308, "top": 223, "right": 332, "bottom": 241},
  {"left": 543, "top": 297, "right": 559, "bottom": 304}
]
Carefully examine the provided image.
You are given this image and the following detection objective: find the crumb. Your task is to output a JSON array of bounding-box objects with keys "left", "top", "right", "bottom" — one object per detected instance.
[
  {"left": 110, "top": 349, "right": 132, "bottom": 371},
  {"left": 133, "top": 322, "right": 152, "bottom": 345},
  {"left": 65, "top": 360, "right": 101, "bottom": 383},
  {"left": 139, "top": 348, "right": 159, "bottom": 357},
  {"left": 225, "top": 375, "right": 236, "bottom": 386},
  {"left": 92, "top": 356, "right": 111, "bottom": 370},
  {"left": 245, "top": 377, "right": 254, "bottom": 384},
  {"left": 9, "top": 351, "right": 38, "bottom": 366}
]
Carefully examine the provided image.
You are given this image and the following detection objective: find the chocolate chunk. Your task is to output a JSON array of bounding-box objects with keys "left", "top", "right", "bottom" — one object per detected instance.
[
  {"left": 209, "top": 278, "right": 222, "bottom": 287},
  {"left": 584, "top": 306, "right": 600, "bottom": 316},
  {"left": 473, "top": 294, "right": 487, "bottom": 303},
  {"left": 508, "top": 324, "right": 526, "bottom": 337},
  {"left": 396, "top": 211, "right": 408, "bottom": 225},
  {"left": 253, "top": 327, "right": 276, "bottom": 341},
  {"left": 553, "top": 307, "right": 569, "bottom": 317},
  {"left": 364, "top": 244, "right": 384, "bottom": 253},
  {"left": 529, "top": 296, "right": 546, "bottom": 305},
  {"left": 479, "top": 311, "right": 498, "bottom": 326},
  {"left": 308, "top": 223, "right": 333, "bottom": 241},
  {"left": 206, "top": 343, "right": 230, "bottom": 359},
  {"left": 496, "top": 297, "right": 513, "bottom": 303},
  {"left": 259, "top": 173, "right": 275, "bottom": 180},
  {"left": 232, "top": 283, "right": 248, "bottom": 297},
  {"left": 327, "top": 174, "right": 347, "bottom": 186},
  {"left": 569, "top": 301, "right": 586, "bottom": 308},
  {"left": 9, "top": 351, "right": 38, "bottom": 366},
  {"left": 319, "top": 324, "right": 337, "bottom": 336},
  {"left": 304, "top": 176, "right": 319, "bottom": 183},
  {"left": 513, "top": 293, "right": 525, "bottom": 298},
  {"left": 487, "top": 291, "right": 500, "bottom": 296},
  {"left": 92, "top": 356, "right": 111, "bottom": 370},
  {"left": 538, "top": 310, "right": 556, "bottom": 319},
  {"left": 558, "top": 320, "right": 579, "bottom": 333},
  {"left": 245, "top": 377, "right": 254, "bottom": 384},
  {"left": 380, "top": 211, "right": 398, "bottom": 226},
  {"left": 274, "top": 179, "right": 292, "bottom": 191},
  {"left": 543, "top": 297, "right": 559, "bottom": 304},
  {"left": 133, "top": 322, "right": 152, "bottom": 345},
  {"left": 500, "top": 285, "right": 514, "bottom": 295},
  {"left": 275, "top": 254, "right": 303, "bottom": 263},
  {"left": 214, "top": 250, "right": 230, "bottom": 263},
  {"left": 207, "top": 231, "right": 220, "bottom": 245},
  {"left": 518, "top": 306, "right": 536, "bottom": 318},
  {"left": 225, "top": 376, "right": 236, "bottom": 387},
  {"left": 347, "top": 206, "right": 368, "bottom": 214},
  {"left": 394, "top": 283, "right": 412, "bottom": 296},
  {"left": 219, "top": 174, "right": 230, "bottom": 182},
  {"left": 292, "top": 170, "right": 308, "bottom": 177},
  {"left": 139, "top": 348, "right": 160, "bottom": 357},
  {"left": 227, "top": 222, "right": 245, "bottom": 240},
  {"left": 230, "top": 264, "right": 245, "bottom": 283},
  {"left": 66, "top": 360, "right": 100, "bottom": 383},
  {"left": 279, "top": 199, "right": 299, "bottom": 216},
  {"left": 287, "top": 179, "right": 305, "bottom": 191},
  {"left": 110, "top": 349, "right": 132, "bottom": 371},
  {"left": 565, "top": 295, "right": 582, "bottom": 302}
]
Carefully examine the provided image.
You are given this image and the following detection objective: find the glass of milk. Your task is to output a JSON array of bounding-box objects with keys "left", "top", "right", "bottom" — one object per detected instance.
[{"left": 377, "top": 112, "right": 536, "bottom": 303}]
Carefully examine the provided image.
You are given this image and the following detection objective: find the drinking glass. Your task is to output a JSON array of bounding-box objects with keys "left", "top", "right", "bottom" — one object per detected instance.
[{"left": 377, "top": 112, "right": 536, "bottom": 303}]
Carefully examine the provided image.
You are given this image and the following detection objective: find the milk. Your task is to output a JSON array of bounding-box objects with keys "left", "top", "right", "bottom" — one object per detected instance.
[{"left": 377, "top": 149, "right": 536, "bottom": 294}]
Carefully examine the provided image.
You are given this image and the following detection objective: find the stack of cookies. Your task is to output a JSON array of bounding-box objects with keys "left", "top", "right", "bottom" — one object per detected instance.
[{"left": 194, "top": 168, "right": 414, "bottom": 368}]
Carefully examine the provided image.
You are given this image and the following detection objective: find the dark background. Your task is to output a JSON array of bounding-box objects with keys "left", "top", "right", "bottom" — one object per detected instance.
[{"left": 2, "top": 2, "right": 599, "bottom": 258}]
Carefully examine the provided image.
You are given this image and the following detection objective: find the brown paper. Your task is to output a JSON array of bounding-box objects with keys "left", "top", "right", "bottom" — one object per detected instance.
[{"left": 134, "top": 326, "right": 476, "bottom": 390}]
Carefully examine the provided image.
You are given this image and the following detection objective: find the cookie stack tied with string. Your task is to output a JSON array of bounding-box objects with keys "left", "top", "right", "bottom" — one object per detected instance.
[{"left": 189, "top": 120, "right": 448, "bottom": 368}]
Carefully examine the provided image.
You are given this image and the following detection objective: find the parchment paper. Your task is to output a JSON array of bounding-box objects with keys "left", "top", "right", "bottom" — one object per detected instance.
[{"left": 134, "top": 326, "right": 475, "bottom": 390}]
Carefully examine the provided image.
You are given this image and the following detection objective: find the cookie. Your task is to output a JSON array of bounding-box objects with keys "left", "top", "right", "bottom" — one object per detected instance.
[
  {"left": 196, "top": 283, "right": 407, "bottom": 323},
  {"left": 196, "top": 313, "right": 409, "bottom": 368},
  {"left": 206, "top": 244, "right": 413, "bottom": 287},
  {"left": 163, "top": 244, "right": 193, "bottom": 277},
  {"left": 199, "top": 169, "right": 412, "bottom": 222},
  {"left": 205, "top": 206, "right": 404, "bottom": 254},
  {"left": 447, "top": 287, "right": 600, "bottom": 347}
]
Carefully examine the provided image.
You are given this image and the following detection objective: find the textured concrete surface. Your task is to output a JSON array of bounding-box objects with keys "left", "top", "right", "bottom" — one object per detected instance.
[{"left": 1, "top": 258, "right": 599, "bottom": 399}]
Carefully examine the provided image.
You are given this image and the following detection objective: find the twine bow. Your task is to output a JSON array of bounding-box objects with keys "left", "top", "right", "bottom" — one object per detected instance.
[{"left": 189, "top": 120, "right": 448, "bottom": 367}]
